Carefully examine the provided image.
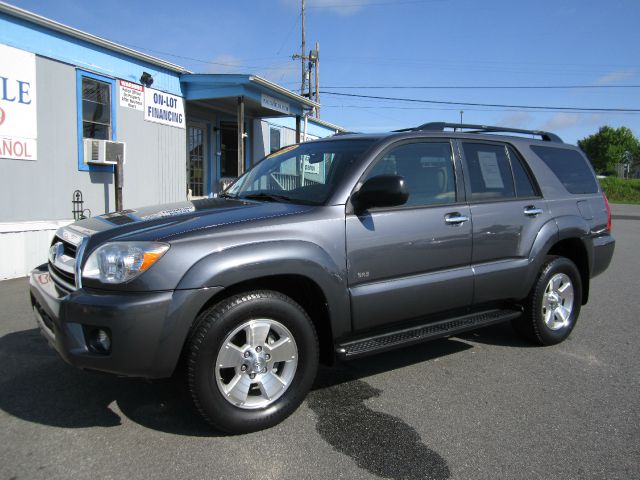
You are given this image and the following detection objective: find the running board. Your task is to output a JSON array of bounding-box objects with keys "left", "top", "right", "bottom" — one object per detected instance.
[{"left": 335, "top": 308, "right": 521, "bottom": 360}]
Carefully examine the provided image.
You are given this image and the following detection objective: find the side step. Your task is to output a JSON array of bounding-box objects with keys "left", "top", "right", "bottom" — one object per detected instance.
[{"left": 335, "top": 308, "right": 521, "bottom": 360}]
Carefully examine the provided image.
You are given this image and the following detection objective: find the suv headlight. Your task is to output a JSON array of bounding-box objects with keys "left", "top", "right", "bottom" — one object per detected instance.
[{"left": 83, "top": 242, "right": 169, "bottom": 284}]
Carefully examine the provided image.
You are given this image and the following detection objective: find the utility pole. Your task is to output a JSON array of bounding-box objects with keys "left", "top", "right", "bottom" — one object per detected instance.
[
  {"left": 300, "top": 0, "right": 306, "bottom": 96},
  {"left": 460, "top": 110, "right": 464, "bottom": 124},
  {"left": 315, "top": 41, "right": 320, "bottom": 118}
]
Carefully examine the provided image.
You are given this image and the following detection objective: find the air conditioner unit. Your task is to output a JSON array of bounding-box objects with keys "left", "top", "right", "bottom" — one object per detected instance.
[{"left": 83, "top": 139, "right": 126, "bottom": 166}]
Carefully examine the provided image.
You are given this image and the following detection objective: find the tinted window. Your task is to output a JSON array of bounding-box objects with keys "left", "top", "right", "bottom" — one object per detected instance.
[
  {"left": 364, "top": 142, "right": 456, "bottom": 207},
  {"left": 462, "top": 143, "right": 515, "bottom": 201},
  {"left": 508, "top": 146, "right": 538, "bottom": 198},
  {"left": 82, "top": 77, "right": 111, "bottom": 140},
  {"left": 531, "top": 146, "right": 598, "bottom": 194}
]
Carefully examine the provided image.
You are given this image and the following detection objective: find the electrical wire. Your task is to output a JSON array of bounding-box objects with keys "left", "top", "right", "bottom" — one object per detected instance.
[
  {"left": 322, "top": 85, "right": 640, "bottom": 90},
  {"left": 320, "top": 91, "right": 640, "bottom": 113}
]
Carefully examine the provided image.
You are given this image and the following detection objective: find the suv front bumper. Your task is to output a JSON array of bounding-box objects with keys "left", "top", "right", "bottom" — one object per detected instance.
[{"left": 29, "top": 264, "right": 221, "bottom": 378}]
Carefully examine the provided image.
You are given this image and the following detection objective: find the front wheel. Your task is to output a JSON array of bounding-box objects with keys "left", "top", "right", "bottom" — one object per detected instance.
[
  {"left": 187, "top": 291, "right": 318, "bottom": 433},
  {"left": 513, "top": 256, "right": 582, "bottom": 346}
]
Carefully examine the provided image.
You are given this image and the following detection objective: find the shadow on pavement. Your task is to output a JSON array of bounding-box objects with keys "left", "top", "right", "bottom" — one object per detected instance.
[
  {"left": 456, "top": 320, "right": 536, "bottom": 348},
  {"left": 2, "top": 323, "right": 471, "bottom": 466}
]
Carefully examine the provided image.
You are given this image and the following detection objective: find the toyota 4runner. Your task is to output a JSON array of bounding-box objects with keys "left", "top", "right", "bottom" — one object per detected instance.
[{"left": 30, "top": 122, "right": 615, "bottom": 433}]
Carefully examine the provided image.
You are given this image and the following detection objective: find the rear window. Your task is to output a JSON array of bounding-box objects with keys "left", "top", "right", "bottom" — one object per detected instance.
[{"left": 530, "top": 146, "right": 598, "bottom": 194}]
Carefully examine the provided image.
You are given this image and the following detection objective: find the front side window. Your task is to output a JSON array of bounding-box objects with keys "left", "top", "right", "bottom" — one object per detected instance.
[
  {"left": 81, "top": 77, "right": 111, "bottom": 140},
  {"left": 226, "top": 140, "right": 374, "bottom": 205},
  {"left": 363, "top": 142, "right": 456, "bottom": 207}
]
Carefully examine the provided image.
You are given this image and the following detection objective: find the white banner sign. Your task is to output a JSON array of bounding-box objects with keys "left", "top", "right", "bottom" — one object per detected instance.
[
  {"left": 261, "top": 94, "right": 290, "bottom": 115},
  {"left": 119, "top": 80, "right": 144, "bottom": 111},
  {"left": 144, "top": 87, "right": 185, "bottom": 129},
  {"left": 0, "top": 43, "right": 37, "bottom": 160}
]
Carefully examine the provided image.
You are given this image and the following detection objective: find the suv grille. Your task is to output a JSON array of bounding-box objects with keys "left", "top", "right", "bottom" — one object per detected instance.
[{"left": 48, "top": 235, "right": 79, "bottom": 291}]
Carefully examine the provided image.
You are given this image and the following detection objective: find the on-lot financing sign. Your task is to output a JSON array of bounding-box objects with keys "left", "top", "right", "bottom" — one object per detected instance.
[
  {"left": 0, "top": 43, "right": 37, "bottom": 160},
  {"left": 144, "top": 87, "right": 185, "bottom": 129}
]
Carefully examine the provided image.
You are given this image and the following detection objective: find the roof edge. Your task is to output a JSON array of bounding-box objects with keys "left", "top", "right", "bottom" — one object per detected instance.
[
  {"left": 0, "top": 1, "right": 189, "bottom": 73},
  {"left": 249, "top": 75, "right": 320, "bottom": 110}
]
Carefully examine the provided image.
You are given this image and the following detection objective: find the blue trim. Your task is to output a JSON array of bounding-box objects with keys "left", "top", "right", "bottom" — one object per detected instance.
[
  {"left": 76, "top": 69, "right": 116, "bottom": 172},
  {"left": 0, "top": 12, "right": 182, "bottom": 95}
]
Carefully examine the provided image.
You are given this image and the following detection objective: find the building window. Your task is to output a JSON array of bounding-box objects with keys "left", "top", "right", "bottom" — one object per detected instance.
[
  {"left": 82, "top": 77, "right": 112, "bottom": 140},
  {"left": 270, "top": 127, "right": 281, "bottom": 153},
  {"left": 76, "top": 70, "right": 116, "bottom": 171}
]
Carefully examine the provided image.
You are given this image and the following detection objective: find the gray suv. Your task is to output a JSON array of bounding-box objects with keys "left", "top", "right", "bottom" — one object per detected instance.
[{"left": 30, "top": 122, "right": 615, "bottom": 433}]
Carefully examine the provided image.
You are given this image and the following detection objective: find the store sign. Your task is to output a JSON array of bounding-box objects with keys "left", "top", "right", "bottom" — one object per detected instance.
[
  {"left": 261, "top": 94, "right": 290, "bottom": 115},
  {"left": 119, "top": 80, "right": 144, "bottom": 111},
  {"left": 0, "top": 43, "right": 37, "bottom": 160},
  {"left": 144, "top": 87, "right": 185, "bottom": 129}
]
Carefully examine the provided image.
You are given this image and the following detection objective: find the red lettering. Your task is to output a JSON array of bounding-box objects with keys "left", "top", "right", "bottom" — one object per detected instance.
[
  {"left": 2, "top": 139, "right": 12, "bottom": 156},
  {"left": 0, "top": 107, "right": 5, "bottom": 126},
  {"left": 13, "top": 141, "right": 23, "bottom": 157}
]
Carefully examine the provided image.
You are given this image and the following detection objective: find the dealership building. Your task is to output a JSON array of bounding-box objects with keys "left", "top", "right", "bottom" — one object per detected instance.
[{"left": 0, "top": 2, "right": 344, "bottom": 279}]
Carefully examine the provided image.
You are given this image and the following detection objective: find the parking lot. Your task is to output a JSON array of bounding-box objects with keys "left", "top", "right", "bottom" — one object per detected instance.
[{"left": 1, "top": 207, "right": 638, "bottom": 480}]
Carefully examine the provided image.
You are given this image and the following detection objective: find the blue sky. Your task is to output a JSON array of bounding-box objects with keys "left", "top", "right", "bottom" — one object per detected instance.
[{"left": 9, "top": 0, "right": 640, "bottom": 144}]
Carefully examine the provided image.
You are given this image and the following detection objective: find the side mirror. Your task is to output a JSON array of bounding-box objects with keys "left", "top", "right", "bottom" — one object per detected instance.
[{"left": 352, "top": 175, "right": 409, "bottom": 212}]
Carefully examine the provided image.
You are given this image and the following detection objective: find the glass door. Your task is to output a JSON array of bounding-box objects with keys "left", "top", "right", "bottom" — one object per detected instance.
[{"left": 187, "top": 124, "right": 207, "bottom": 198}]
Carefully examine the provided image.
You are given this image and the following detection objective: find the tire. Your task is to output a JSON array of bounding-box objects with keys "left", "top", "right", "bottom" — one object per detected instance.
[
  {"left": 187, "top": 290, "right": 319, "bottom": 434},
  {"left": 512, "top": 256, "right": 582, "bottom": 346}
]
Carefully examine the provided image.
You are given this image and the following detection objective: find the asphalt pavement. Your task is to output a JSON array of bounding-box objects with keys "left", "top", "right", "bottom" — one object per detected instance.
[{"left": 1, "top": 207, "right": 638, "bottom": 480}]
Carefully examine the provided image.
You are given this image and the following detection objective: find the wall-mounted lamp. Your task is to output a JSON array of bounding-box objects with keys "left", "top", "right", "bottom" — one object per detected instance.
[{"left": 140, "top": 72, "right": 154, "bottom": 87}]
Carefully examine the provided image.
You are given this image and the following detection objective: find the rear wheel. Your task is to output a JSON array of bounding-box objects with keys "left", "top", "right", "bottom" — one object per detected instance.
[
  {"left": 513, "top": 256, "right": 582, "bottom": 346},
  {"left": 187, "top": 290, "right": 318, "bottom": 433}
]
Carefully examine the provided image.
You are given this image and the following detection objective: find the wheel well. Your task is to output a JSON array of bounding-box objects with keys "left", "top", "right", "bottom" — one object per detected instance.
[
  {"left": 193, "top": 275, "right": 335, "bottom": 365},
  {"left": 548, "top": 238, "right": 590, "bottom": 304}
]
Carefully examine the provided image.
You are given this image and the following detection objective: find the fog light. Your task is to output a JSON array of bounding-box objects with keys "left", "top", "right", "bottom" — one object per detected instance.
[{"left": 87, "top": 328, "right": 111, "bottom": 354}]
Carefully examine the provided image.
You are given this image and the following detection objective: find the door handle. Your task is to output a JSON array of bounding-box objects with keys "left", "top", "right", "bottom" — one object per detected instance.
[
  {"left": 524, "top": 206, "right": 543, "bottom": 217},
  {"left": 444, "top": 213, "right": 469, "bottom": 225}
]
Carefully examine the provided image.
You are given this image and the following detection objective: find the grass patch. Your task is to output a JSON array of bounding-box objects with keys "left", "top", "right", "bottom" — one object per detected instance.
[{"left": 599, "top": 177, "right": 640, "bottom": 204}]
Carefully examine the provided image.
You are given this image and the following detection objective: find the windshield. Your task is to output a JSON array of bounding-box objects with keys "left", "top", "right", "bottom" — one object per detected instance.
[{"left": 225, "top": 139, "right": 375, "bottom": 205}]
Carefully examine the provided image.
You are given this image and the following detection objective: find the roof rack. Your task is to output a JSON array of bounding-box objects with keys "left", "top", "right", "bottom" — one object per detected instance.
[{"left": 395, "top": 122, "right": 563, "bottom": 143}]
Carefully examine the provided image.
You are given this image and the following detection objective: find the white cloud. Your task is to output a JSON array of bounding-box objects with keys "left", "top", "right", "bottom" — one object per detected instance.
[
  {"left": 204, "top": 54, "right": 245, "bottom": 74},
  {"left": 540, "top": 113, "right": 581, "bottom": 131},
  {"left": 595, "top": 69, "right": 637, "bottom": 86},
  {"left": 281, "top": 0, "right": 370, "bottom": 16},
  {"left": 497, "top": 112, "right": 533, "bottom": 129}
]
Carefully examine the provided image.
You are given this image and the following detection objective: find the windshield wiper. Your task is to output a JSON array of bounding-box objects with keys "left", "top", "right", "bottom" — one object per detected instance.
[
  {"left": 240, "top": 192, "right": 294, "bottom": 203},
  {"left": 218, "top": 192, "right": 238, "bottom": 199}
]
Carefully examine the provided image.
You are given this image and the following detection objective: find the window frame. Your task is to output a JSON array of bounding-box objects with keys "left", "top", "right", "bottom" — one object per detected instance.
[
  {"left": 349, "top": 138, "right": 465, "bottom": 212},
  {"left": 505, "top": 145, "right": 542, "bottom": 199},
  {"left": 76, "top": 69, "right": 117, "bottom": 172}
]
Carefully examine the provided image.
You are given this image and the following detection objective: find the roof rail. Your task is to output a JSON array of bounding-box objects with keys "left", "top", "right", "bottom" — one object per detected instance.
[{"left": 397, "top": 122, "right": 563, "bottom": 143}]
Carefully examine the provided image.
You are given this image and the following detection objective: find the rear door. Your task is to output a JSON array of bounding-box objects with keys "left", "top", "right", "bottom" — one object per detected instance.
[
  {"left": 457, "top": 140, "right": 551, "bottom": 304},
  {"left": 346, "top": 139, "right": 473, "bottom": 333}
]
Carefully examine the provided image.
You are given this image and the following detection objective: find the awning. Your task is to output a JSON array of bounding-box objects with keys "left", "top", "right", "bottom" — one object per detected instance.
[{"left": 180, "top": 74, "right": 319, "bottom": 118}]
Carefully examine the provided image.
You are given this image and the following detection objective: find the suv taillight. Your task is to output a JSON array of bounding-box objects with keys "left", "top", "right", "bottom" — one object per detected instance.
[{"left": 603, "top": 192, "right": 612, "bottom": 232}]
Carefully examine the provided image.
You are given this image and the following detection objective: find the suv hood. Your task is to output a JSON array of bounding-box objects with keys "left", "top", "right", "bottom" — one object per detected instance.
[{"left": 64, "top": 198, "right": 314, "bottom": 246}]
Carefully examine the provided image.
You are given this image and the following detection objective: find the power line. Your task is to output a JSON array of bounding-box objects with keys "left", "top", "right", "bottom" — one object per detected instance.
[
  {"left": 323, "top": 104, "right": 640, "bottom": 115},
  {"left": 322, "top": 84, "right": 640, "bottom": 90},
  {"left": 306, "top": 0, "right": 433, "bottom": 8},
  {"left": 320, "top": 91, "right": 640, "bottom": 112}
]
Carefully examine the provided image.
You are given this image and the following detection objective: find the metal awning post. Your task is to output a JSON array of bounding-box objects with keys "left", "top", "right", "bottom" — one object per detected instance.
[{"left": 237, "top": 96, "right": 245, "bottom": 175}]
